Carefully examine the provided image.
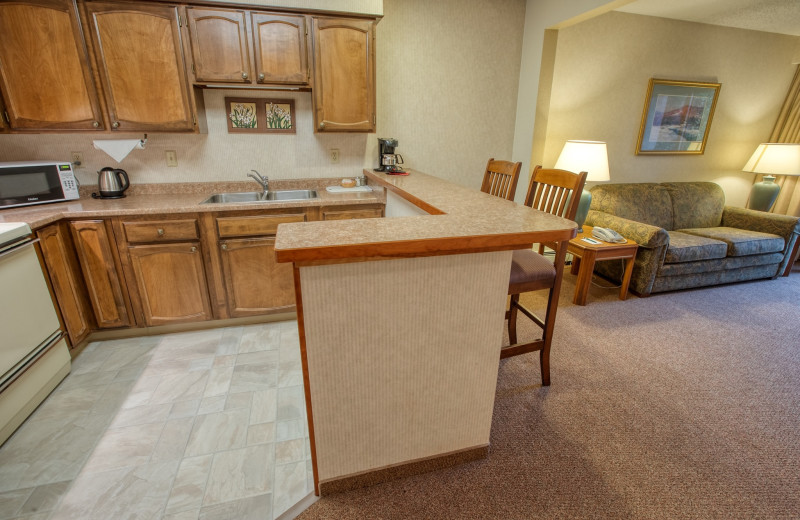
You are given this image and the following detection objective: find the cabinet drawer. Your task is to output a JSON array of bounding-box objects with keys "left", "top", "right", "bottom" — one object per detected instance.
[
  {"left": 322, "top": 207, "right": 384, "bottom": 220},
  {"left": 123, "top": 219, "right": 199, "bottom": 243},
  {"left": 217, "top": 213, "right": 306, "bottom": 238}
]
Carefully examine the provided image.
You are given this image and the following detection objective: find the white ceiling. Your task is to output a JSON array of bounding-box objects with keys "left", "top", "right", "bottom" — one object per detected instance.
[{"left": 616, "top": 0, "right": 800, "bottom": 37}]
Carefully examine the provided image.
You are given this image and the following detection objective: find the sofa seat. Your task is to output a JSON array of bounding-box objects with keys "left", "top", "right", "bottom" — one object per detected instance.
[
  {"left": 658, "top": 251, "right": 785, "bottom": 276},
  {"left": 679, "top": 227, "right": 784, "bottom": 256},
  {"left": 664, "top": 231, "right": 727, "bottom": 263}
]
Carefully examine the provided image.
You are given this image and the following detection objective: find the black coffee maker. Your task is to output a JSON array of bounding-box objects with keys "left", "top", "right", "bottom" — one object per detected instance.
[{"left": 374, "top": 137, "right": 406, "bottom": 174}]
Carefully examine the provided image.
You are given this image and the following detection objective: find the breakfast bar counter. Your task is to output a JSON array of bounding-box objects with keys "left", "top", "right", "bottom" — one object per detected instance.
[{"left": 275, "top": 169, "right": 577, "bottom": 495}]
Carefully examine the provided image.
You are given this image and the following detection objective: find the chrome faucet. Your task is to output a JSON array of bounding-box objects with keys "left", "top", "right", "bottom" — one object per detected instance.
[{"left": 247, "top": 170, "right": 269, "bottom": 197}]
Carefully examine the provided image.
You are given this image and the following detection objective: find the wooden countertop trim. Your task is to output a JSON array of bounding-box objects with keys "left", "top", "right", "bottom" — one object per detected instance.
[
  {"left": 366, "top": 173, "right": 446, "bottom": 215},
  {"left": 274, "top": 169, "right": 578, "bottom": 263}
]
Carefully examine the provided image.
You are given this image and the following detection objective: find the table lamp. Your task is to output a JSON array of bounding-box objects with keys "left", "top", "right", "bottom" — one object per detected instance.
[
  {"left": 742, "top": 143, "right": 800, "bottom": 212},
  {"left": 554, "top": 140, "right": 610, "bottom": 231}
]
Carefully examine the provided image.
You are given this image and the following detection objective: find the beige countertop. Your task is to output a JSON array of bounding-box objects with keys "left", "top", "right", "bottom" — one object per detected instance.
[
  {"left": 0, "top": 179, "right": 384, "bottom": 229},
  {"left": 274, "top": 169, "right": 578, "bottom": 262}
]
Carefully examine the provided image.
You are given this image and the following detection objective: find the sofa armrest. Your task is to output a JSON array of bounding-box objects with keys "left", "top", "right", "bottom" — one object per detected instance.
[
  {"left": 722, "top": 206, "right": 800, "bottom": 241},
  {"left": 585, "top": 210, "right": 669, "bottom": 248}
]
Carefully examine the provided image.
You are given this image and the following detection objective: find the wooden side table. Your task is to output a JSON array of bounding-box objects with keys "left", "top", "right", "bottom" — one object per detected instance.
[{"left": 567, "top": 225, "right": 638, "bottom": 306}]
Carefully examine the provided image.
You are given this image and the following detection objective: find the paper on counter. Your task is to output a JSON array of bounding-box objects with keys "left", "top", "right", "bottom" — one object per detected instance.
[{"left": 93, "top": 139, "right": 145, "bottom": 163}]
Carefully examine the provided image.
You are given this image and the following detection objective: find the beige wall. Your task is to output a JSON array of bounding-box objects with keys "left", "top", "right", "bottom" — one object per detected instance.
[
  {"left": 542, "top": 11, "right": 800, "bottom": 207},
  {"left": 0, "top": 0, "right": 526, "bottom": 192},
  {"left": 372, "top": 0, "right": 526, "bottom": 190}
]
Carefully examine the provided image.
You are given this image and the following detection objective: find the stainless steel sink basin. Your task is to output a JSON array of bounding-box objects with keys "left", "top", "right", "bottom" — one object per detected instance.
[{"left": 201, "top": 189, "right": 318, "bottom": 204}]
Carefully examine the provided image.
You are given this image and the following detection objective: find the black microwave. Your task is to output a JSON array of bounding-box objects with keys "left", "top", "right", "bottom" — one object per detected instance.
[{"left": 0, "top": 161, "right": 80, "bottom": 209}]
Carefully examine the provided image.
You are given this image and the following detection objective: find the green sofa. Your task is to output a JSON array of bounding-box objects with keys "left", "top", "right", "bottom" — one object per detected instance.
[{"left": 584, "top": 182, "right": 800, "bottom": 296}]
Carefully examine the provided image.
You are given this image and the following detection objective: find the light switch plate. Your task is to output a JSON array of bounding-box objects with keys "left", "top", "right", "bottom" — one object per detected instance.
[{"left": 165, "top": 150, "right": 178, "bottom": 167}]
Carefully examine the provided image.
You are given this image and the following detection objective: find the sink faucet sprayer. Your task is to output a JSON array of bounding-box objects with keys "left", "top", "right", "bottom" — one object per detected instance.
[{"left": 247, "top": 170, "right": 269, "bottom": 197}]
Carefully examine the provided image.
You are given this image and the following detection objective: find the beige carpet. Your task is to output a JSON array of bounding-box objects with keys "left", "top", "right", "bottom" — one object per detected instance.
[{"left": 298, "top": 267, "right": 800, "bottom": 519}]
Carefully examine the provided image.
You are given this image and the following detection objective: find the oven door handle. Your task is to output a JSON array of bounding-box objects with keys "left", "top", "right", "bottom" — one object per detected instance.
[{"left": 0, "top": 237, "right": 38, "bottom": 258}]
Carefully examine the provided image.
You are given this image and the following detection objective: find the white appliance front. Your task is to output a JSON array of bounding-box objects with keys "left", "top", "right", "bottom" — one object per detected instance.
[{"left": 0, "top": 240, "right": 61, "bottom": 376}]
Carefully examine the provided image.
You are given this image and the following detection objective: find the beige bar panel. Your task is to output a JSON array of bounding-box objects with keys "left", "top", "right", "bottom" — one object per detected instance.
[{"left": 299, "top": 250, "right": 511, "bottom": 482}]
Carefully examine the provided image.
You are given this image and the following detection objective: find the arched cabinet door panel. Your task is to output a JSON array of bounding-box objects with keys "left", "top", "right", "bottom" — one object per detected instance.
[
  {"left": 311, "top": 17, "right": 375, "bottom": 132},
  {"left": 85, "top": 1, "right": 196, "bottom": 132},
  {"left": 0, "top": 0, "right": 104, "bottom": 130}
]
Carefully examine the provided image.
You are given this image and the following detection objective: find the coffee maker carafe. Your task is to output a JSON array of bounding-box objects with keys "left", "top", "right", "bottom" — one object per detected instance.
[{"left": 374, "top": 138, "right": 406, "bottom": 175}]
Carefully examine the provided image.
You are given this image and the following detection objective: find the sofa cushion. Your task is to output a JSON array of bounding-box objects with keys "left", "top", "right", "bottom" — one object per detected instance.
[
  {"left": 657, "top": 252, "right": 783, "bottom": 277},
  {"left": 680, "top": 227, "right": 785, "bottom": 257},
  {"left": 590, "top": 183, "right": 673, "bottom": 230},
  {"left": 664, "top": 231, "right": 727, "bottom": 263},
  {"left": 661, "top": 182, "right": 724, "bottom": 229}
]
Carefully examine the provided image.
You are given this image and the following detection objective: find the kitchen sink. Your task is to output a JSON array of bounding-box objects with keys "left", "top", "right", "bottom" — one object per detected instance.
[{"left": 200, "top": 189, "right": 318, "bottom": 204}]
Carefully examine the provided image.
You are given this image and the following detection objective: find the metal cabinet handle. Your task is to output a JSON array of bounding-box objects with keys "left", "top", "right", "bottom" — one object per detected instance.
[
  {"left": 92, "top": 121, "right": 100, "bottom": 128},
  {"left": 112, "top": 121, "right": 120, "bottom": 129},
  {"left": 319, "top": 122, "right": 325, "bottom": 129},
  {"left": 242, "top": 72, "right": 248, "bottom": 80},
  {"left": 190, "top": 246, "right": 197, "bottom": 253},
  {"left": 157, "top": 228, "right": 164, "bottom": 236},
  {"left": 258, "top": 73, "right": 265, "bottom": 82},
  {"left": 221, "top": 243, "right": 228, "bottom": 250}
]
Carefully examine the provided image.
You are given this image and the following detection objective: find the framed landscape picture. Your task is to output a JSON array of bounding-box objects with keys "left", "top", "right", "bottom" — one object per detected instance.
[{"left": 636, "top": 79, "right": 721, "bottom": 155}]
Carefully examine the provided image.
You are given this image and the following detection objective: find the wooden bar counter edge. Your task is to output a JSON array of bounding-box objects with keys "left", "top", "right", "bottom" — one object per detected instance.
[{"left": 274, "top": 169, "right": 577, "bottom": 496}]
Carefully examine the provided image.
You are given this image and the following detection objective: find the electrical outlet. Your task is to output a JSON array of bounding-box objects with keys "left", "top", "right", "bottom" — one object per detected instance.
[
  {"left": 70, "top": 152, "right": 84, "bottom": 167},
  {"left": 329, "top": 149, "right": 340, "bottom": 164},
  {"left": 165, "top": 150, "right": 178, "bottom": 167}
]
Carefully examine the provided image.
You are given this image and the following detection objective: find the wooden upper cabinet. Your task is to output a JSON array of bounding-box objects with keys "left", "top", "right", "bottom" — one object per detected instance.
[
  {"left": 186, "top": 7, "right": 308, "bottom": 86},
  {"left": 186, "top": 7, "right": 251, "bottom": 84},
  {"left": 85, "top": 1, "right": 195, "bottom": 131},
  {"left": 311, "top": 17, "right": 375, "bottom": 132},
  {"left": 0, "top": 0, "right": 104, "bottom": 130},
  {"left": 251, "top": 13, "right": 308, "bottom": 85}
]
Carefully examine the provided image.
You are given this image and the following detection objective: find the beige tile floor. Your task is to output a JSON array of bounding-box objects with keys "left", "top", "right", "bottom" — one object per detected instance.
[{"left": 0, "top": 321, "right": 313, "bottom": 520}]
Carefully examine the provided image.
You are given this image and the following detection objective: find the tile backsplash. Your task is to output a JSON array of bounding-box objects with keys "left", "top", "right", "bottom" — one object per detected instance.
[{"left": 0, "top": 89, "right": 377, "bottom": 187}]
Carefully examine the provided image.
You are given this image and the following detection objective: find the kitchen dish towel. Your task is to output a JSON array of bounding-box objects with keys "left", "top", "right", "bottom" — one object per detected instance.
[{"left": 93, "top": 139, "right": 145, "bottom": 163}]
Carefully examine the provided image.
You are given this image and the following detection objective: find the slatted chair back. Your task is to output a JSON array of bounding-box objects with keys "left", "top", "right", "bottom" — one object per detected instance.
[
  {"left": 480, "top": 158, "right": 522, "bottom": 201},
  {"left": 524, "top": 165, "right": 587, "bottom": 219}
]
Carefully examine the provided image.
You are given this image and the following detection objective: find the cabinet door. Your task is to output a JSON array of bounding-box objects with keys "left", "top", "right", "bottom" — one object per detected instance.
[
  {"left": 186, "top": 7, "right": 251, "bottom": 84},
  {"left": 70, "top": 220, "right": 132, "bottom": 328},
  {"left": 311, "top": 17, "right": 375, "bottom": 132},
  {"left": 37, "top": 223, "right": 93, "bottom": 347},
  {"left": 252, "top": 13, "right": 308, "bottom": 85},
  {"left": 86, "top": 1, "right": 194, "bottom": 131},
  {"left": 128, "top": 242, "right": 212, "bottom": 326},
  {"left": 0, "top": 0, "right": 103, "bottom": 130},
  {"left": 219, "top": 237, "right": 295, "bottom": 317}
]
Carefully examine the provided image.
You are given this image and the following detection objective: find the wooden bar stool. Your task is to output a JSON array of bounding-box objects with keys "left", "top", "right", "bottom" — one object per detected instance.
[{"left": 503, "top": 165, "right": 587, "bottom": 385}]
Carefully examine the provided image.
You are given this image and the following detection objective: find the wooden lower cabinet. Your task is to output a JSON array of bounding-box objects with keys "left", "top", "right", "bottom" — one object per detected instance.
[
  {"left": 69, "top": 219, "right": 132, "bottom": 328},
  {"left": 219, "top": 237, "right": 295, "bottom": 317},
  {"left": 321, "top": 204, "right": 384, "bottom": 220},
  {"left": 127, "top": 242, "right": 213, "bottom": 326},
  {"left": 37, "top": 223, "right": 94, "bottom": 347}
]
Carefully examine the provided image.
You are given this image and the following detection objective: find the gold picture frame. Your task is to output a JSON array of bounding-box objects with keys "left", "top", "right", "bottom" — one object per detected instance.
[{"left": 636, "top": 79, "right": 721, "bottom": 155}]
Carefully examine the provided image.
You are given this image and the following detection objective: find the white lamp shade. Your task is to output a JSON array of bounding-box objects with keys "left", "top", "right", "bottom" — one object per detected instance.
[
  {"left": 554, "top": 140, "right": 610, "bottom": 182},
  {"left": 742, "top": 143, "right": 800, "bottom": 176}
]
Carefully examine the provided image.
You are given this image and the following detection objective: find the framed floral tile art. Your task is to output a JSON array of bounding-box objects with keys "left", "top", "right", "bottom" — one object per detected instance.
[
  {"left": 226, "top": 97, "right": 262, "bottom": 133},
  {"left": 263, "top": 99, "right": 295, "bottom": 134},
  {"left": 225, "top": 98, "right": 296, "bottom": 134}
]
